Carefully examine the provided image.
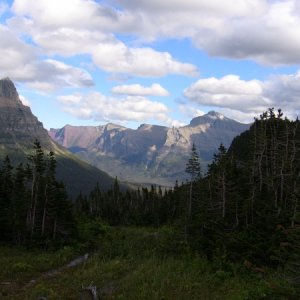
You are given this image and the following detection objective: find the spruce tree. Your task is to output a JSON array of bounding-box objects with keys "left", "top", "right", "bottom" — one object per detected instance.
[{"left": 185, "top": 143, "right": 201, "bottom": 238}]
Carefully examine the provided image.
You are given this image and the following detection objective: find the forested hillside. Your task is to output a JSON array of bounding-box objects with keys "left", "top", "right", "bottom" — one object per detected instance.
[
  {"left": 0, "top": 140, "right": 74, "bottom": 246},
  {"left": 69, "top": 109, "right": 300, "bottom": 297},
  {"left": 1, "top": 109, "right": 300, "bottom": 299},
  {"left": 0, "top": 78, "right": 117, "bottom": 197}
]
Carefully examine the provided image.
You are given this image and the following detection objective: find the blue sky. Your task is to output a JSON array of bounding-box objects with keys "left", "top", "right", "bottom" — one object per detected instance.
[{"left": 1, "top": 0, "right": 300, "bottom": 129}]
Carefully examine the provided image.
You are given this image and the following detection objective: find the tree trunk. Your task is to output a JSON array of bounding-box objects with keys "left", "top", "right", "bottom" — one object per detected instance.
[
  {"left": 222, "top": 172, "right": 226, "bottom": 218},
  {"left": 41, "top": 183, "right": 48, "bottom": 237}
]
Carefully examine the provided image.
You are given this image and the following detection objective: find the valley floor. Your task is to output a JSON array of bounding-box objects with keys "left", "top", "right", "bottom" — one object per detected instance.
[{"left": 0, "top": 227, "right": 293, "bottom": 300}]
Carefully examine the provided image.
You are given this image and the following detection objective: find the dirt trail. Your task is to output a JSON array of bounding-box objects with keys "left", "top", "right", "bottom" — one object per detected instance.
[{"left": 23, "top": 253, "right": 90, "bottom": 289}]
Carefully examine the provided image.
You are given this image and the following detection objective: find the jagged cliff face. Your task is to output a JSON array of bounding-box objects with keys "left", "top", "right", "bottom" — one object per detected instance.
[
  {"left": 49, "top": 111, "right": 250, "bottom": 186},
  {"left": 0, "top": 78, "right": 52, "bottom": 155},
  {"left": 0, "top": 78, "right": 115, "bottom": 196}
]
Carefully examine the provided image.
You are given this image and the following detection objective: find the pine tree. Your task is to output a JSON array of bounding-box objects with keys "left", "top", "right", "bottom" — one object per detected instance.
[
  {"left": 12, "top": 163, "right": 28, "bottom": 244},
  {"left": 0, "top": 156, "right": 14, "bottom": 241},
  {"left": 27, "top": 139, "right": 46, "bottom": 238},
  {"left": 185, "top": 143, "right": 201, "bottom": 238}
]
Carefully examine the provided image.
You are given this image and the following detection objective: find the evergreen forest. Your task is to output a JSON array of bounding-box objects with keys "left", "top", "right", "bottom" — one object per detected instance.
[{"left": 1, "top": 109, "right": 300, "bottom": 299}]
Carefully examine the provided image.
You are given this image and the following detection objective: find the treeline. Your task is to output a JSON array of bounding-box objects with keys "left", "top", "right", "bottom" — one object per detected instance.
[
  {"left": 76, "top": 108, "right": 300, "bottom": 283},
  {"left": 0, "top": 140, "right": 73, "bottom": 247},
  {"left": 74, "top": 180, "right": 180, "bottom": 226},
  {"left": 2, "top": 109, "right": 300, "bottom": 284}
]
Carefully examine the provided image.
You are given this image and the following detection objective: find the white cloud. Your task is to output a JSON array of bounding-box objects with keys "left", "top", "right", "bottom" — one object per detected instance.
[
  {"left": 31, "top": 28, "right": 112, "bottom": 56},
  {"left": 112, "top": 83, "right": 169, "bottom": 96},
  {"left": 58, "top": 92, "right": 171, "bottom": 124},
  {"left": 7, "top": 0, "right": 300, "bottom": 66},
  {"left": 3, "top": 0, "right": 300, "bottom": 127},
  {"left": 115, "top": 0, "right": 266, "bottom": 16},
  {"left": 12, "top": 0, "right": 106, "bottom": 29},
  {"left": 178, "top": 104, "right": 205, "bottom": 119},
  {"left": 11, "top": 59, "right": 93, "bottom": 92},
  {"left": 9, "top": 0, "right": 199, "bottom": 77},
  {"left": 21, "top": 26, "right": 198, "bottom": 77},
  {"left": 184, "top": 71, "right": 300, "bottom": 122},
  {"left": 0, "top": 25, "right": 36, "bottom": 70},
  {"left": 110, "top": 0, "right": 300, "bottom": 65},
  {"left": 193, "top": 1, "right": 300, "bottom": 65},
  {"left": 0, "top": 23, "right": 94, "bottom": 92},
  {"left": 91, "top": 42, "right": 198, "bottom": 77},
  {"left": 184, "top": 75, "right": 268, "bottom": 113}
]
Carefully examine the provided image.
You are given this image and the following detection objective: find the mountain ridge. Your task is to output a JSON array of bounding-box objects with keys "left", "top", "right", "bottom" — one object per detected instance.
[
  {"left": 0, "top": 77, "right": 117, "bottom": 197},
  {"left": 49, "top": 111, "right": 250, "bottom": 186}
]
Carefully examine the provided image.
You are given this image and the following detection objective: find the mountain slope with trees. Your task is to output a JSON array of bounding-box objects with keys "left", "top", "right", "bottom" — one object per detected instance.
[
  {"left": 71, "top": 108, "right": 300, "bottom": 296},
  {"left": 0, "top": 77, "right": 117, "bottom": 197},
  {"left": 1, "top": 108, "right": 299, "bottom": 298}
]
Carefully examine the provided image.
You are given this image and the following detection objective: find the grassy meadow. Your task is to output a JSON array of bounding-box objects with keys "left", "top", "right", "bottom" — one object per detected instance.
[{"left": 0, "top": 226, "right": 294, "bottom": 300}]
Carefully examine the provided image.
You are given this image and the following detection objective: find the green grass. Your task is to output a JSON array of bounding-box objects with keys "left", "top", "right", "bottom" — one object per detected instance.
[{"left": 0, "top": 227, "right": 295, "bottom": 299}]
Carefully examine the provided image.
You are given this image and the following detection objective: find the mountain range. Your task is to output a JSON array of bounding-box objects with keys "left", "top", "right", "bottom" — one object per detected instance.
[
  {"left": 0, "top": 76, "right": 251, "bottom": 191},
  {"left": 49, "top": 111, "right": 250, "bottom": 186},
  {"left": 0, "top": 77, "right": 116, "bottom": 197}
]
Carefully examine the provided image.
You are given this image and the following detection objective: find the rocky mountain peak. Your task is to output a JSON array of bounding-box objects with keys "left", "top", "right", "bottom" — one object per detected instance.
[
  {"left": 0, "top": 77, "right": 19, "bottom": 100},
  {"left": 207, "top": 111, "right": 225, "bottom": 119},
  {"left": 0, "top": 77, "right": 50, "bottom": 147},
  {"left": 189, "top": 111, "right": 227, "bottom": 127},
  {"left": 0, "top": 78, "right": 116, "bottom": 196},
  {"left": 105, "top": 123, "right": 125, "bottom": 131},
  {"left": 138, "top": 124, "right": 152, "bottom": 131}
]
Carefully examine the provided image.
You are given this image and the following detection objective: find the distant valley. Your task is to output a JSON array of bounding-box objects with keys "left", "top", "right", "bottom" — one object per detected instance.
[{"left": 49, "top": 112, "right": 250, "bottom": 186}]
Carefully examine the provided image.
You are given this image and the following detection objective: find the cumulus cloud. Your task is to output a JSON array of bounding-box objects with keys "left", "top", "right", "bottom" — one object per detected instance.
[
  {"left": 109, "top": 0, "right": 300, "bottom": 65},
  {"left": 0, "top": 23, "right": 94, "bottom": 91},
  {"left": 114, "top": 0, "right": 266, "bottom": 16},
  {"left": 112, "top": 83, "right": 169, "bottom": 96},
  {"left": 184, "top": 72, "right": 300, "bottom": 122},
  {"left": 193, "top": 1, "right": 300, "bottom": 65},
  {"left": 184, "top": 75, "right": 268, "bottom": 113},
  {"left": 4, "top": 59, "right": 93, "bottom": 92},
  {"left": 8, "top": 0, "right": 199, "bottom": 77},
  {"left": 7, "top": 0, "right": 300, "bottom": 66},
  {"left": 30, "top": 28, "right": 113, "bottom": 57},
  {"left": 0, "top": 25, "right": 36, "bottom": 70},
  {"left": 11, "top": 0, "right": 113, "bottom": 30},
  {"left": 58, "top": 92, "right": 170, "bottom": 124},
  {"left": 91, "top": 42, "right": 198, "bottom": 77},
  {"left": 3, "top": 0, "right": 300, "bottom": 127}
]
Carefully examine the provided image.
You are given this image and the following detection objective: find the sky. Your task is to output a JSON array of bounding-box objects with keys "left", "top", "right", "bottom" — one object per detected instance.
[{"left": 1, "top": 0, "right": 300, "bottom": 129}]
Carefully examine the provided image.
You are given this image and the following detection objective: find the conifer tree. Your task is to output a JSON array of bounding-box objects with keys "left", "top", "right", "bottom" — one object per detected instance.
[
  {"left": 12, "top": 163, "right": 28, "bottom": 244},
  {"left": 185, "top": 143, "right": 201, "bottom": 238},
  {"left": 27, "top": 139, "right": 46, "bottom": 238},
  {"left": 0, "top": 156, "right": 14, "bottom": 241}
]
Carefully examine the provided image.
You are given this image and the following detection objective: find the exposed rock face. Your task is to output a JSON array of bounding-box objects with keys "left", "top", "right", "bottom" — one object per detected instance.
[
  {"left": 0, "top": 77, "right": 19, "bottom": 99},
  {"left": 49, "top": 111, "right": 250, "bottom": 186},
  {"left": 0, "top": 78, "right": 115, "bottom": 196},
  {"left": 0, "top": 78, "right": 51, "bottom": 151}
]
